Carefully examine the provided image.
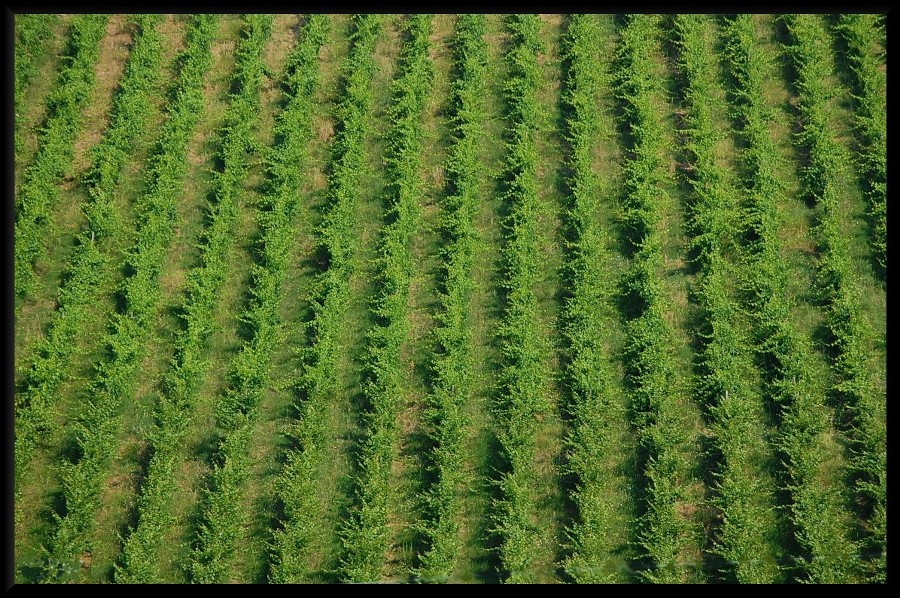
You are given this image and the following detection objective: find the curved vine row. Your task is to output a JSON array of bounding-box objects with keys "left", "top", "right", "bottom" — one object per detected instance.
[
  {"left": 615, "top": 14, "right": 695, "bottom": 583},
  {"left": 15, "top": 14, "right": 109, "bottom": 300},
  {"left": 35, "top": 16, "right": 188, "bottom": 582},
  {"left": 417, "top": 13, "right": 487, "bottom": 581},
  {"left": 672, "top": 14, "right": 779, "bottom": 584},
  {"left": 176, "top": 13, "right": 276, "bottom": 584},
  {"left": 265, "top": 14, "right": 380, "bottom": 584},
  {"left": 340, "top": 14, "right": 433, "bottom": 583},
  {"left": 560, "top": 13, "right": 628, "bottom": 584},
  {"left": 254, "top": 13, "right": 330, "bottom": 584},
  {"left": 780, "top": 14, "right": 880, "bottom": 583},
  {"left": 107, "top": 14, "right": 219, "bottom": 584},
  {"left": 14, "top": 14, "right": 59, "bottom": 157},
  {"left": 15, "top": 13, "right": 164, "bottom": 518},
  {"left": 492, "top": 14, "right": 549, "bottom": 584},
  {"left": 834, "top": 14, "right": 886, "bottom": 280},
  {"left": 724, "top": 14, "right": 859, "bottom": 584}
]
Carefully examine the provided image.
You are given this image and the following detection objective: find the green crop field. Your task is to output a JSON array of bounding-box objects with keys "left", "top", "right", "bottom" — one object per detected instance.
[{"left": 12, "top": 13, "right": 886, "bottom": 584}]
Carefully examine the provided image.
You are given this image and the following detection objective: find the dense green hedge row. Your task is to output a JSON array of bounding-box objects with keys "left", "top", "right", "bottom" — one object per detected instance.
[
  {"left": 81, "top": 15, "right": 164, "bottom": 242},
  {"left": 559, "top": 14, "right": 626, "bottom": 584},
  {"left": 243, "top": 14, "right": 329, "bottom": 584},
  {"left": 14, "top": 12, "right": 163, "bottom": 518},
  {"left": 14, "top": 236, "right": 105, "bottom": 512},
  {"left": 167, "top": 14, "right": 274, "bottom": 584},
  {"left": 34, "top": 16, "right": 182, "bottom": 581},
  {"left": 105, "top": 15, "right": 219, "bottom": 584},
  {"left": 615, "top": 14, "right": 694, "bottom": 584},
  {"left": 672, "top": 15, "right": 778, "bottom": 584},
  {"left": 417, "top": 14, "right": 487, "bottom": 581},
  {"left": 724, "top": 14, "right": 859, "bottom": 584},
  {"left": 781, "top": 14, "right": 882, "bottom": 583},
  {"left": 14, "top": 14, "right": 57, "bottom": 105},
  {"left": 14, "top": 14, "right": 59, "bottom": 156},
  {"left": 267, "top": 14, "right": 380, "bottom": 583},
  {"left": 15, "top": 14, "right": 108, "bottom": 300},
  {"left": 835, "top": 15, "right": 886, "bottom": 279},
  {"left": 493, "top": 13, "right": 548, "bottom": 584},
  {"left": 340, "top": 14, "right": 433, "bottom": 583}
]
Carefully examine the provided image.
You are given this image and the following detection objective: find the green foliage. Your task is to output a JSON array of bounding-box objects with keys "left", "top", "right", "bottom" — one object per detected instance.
[
  {"left": 779, "top": 14, "right": 882, "bottom": 582},
  {"left": 105, "top": 14, "right": 219, "bottom": 584},
  {"left": 14, "top": 239, "right": 104, "bottom": 510},
  {"left": 672, "top": 15, "right": 778, "bottom": 584},
  {"left": 267, "top": 14, "right": 379, "bottom": 584},
  {"left": 559, "top": 14, "right": 626, "bottom": 584},
  {"left": 15, "top": 14, "right": 108, "bottom": 300},
  {"left": 14, "top": 14, "right": 58, "bottom": 155},
  {"left": 81, "top": 14, "right": 164, "bottom": 241},
  {"left": 236, "top": 15, "right": 329, "bottom": 583},
  {"left": 15, "top": 13, "right": 164, "bottom": 518},
  {"left": 726, "top": 14, "right": 864, "bottom": 584},
  {"left": 150, "top": 13, "right": 277, "bottom": 584},
  {"left": 835, "top": 15, "right": 886, "bottom": 279},
  {"left": 615, "top": 14, "right": 694, "bottom": 584},
  {"left": 14, "top": 14, "right": 58, "bottom": 102},
  {"left": 417, "top": 14, "right": 487, "bottom": 580},
  {"left": 13, "top": 12, "right": 886, "bottom": 586},
  {"left": 492, "top": 13, "right": 548, "bottom": 584},
  {"left": 340, "top": 14, "right": 433, "bottom": 583},
  {"left": 29, "top": 15, "right": 193, "bottom": 580}
]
